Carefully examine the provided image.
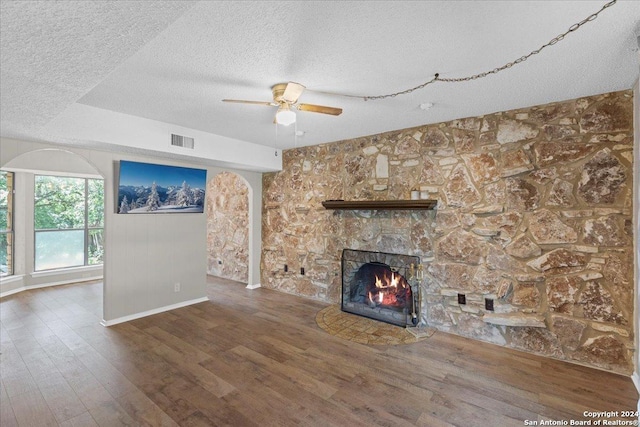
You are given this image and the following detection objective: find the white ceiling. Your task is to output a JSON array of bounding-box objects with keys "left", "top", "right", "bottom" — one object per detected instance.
[{"left": 1, "top": 1, "right": 639, "bottom": 164}]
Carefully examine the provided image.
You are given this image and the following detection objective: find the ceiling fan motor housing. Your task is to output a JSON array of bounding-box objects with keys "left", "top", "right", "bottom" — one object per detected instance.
[{"left": 271, "top": 83, "right": 289, "bottom": 104}]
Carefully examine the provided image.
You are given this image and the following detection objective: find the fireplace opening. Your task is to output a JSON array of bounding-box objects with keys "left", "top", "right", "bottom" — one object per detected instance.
[
  {"left": 341, "top": 249, "right": 420, "bottom": 327},
  {"left": 351, "top": 262, "right": 411, "bottom": 310}
]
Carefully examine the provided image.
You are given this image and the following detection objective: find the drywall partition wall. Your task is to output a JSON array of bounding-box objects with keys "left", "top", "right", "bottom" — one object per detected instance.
[
  {"left": 262, "top": 90, "right": 635, "bottom": 374},
  {"left": 0, "top": 137, "right": 264, "bottom": 323},
  {"left": 243, "top": 168, "right": 263, "bottom": 289}
]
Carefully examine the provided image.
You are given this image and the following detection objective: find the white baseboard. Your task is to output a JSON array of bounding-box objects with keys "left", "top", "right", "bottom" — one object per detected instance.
[
  {"left": 246, "top": 283, "right": 261, "bottom": 290},
  {"left": 0, "top": 286, "right": 26, "bottom": 298},
  {"left": 0, "top": 275, "right": 102, "bottom": 298},
  {"left": 101, "top": 296, "right": 209, "bottom": 327},
  {"left": 26, "top": 276, "right": 103, "bottom": 290},
  {"left": 0, "top": 274, "right": 25, "bottom": 298}
]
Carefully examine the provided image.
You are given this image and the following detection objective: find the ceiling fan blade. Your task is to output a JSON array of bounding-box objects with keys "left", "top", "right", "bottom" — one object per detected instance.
[
  {"left": 222, "top": 99, "right": 277, "bottom": 106},
  {"left": 282, "top": 82, "right": 305, "bottom": 104},
  {"left": 297, "top": 103, "right": 343, "bottom": 116}
]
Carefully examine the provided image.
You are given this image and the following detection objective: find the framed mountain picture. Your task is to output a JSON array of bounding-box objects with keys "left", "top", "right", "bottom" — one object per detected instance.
[{"left": 117, "top": 160, "right": 207, "bottom": 214}]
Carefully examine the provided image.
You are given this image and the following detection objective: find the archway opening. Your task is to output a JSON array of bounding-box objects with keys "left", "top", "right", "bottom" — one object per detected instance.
[
  {"left": 1, "top": 148, "right": 105, "bottom": 320},
  {"left": 205, "top": 172, "right": 250, "bottom": 284}
]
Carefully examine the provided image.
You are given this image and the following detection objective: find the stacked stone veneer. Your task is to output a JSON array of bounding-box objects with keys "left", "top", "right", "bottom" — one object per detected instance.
[
  {"left": 207, "top": 172, "right": 249, "bottom": 282},
  {"left": 262, "top": 90, "right": 635, "bottom": 374}
]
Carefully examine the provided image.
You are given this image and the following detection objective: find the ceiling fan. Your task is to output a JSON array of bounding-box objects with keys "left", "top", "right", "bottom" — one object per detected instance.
[{"left": 222, "top": 82, "right": 342, "bottom": 126}]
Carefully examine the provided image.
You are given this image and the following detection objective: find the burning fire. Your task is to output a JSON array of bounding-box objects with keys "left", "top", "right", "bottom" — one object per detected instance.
[{"left": 367, "top": 271, "right": 410, "bottom": 308}]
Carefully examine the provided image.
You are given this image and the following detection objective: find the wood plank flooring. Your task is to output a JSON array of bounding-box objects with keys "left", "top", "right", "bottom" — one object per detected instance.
[{"left": 0, "top": 277, "right": 637, "bottom": 426}]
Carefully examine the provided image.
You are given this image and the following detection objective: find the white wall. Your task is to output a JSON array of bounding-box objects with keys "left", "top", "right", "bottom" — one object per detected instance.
[
  {"left": 0, "top": 137, "right": 263, "bottom": 323},
  {"left": 45, "top": 104, "right": 282, "bottom": 172}
]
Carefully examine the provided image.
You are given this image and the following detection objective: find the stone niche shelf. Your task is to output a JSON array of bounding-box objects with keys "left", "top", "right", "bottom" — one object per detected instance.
[{"left": 321, "top": 199, "right": 437, "bottom": 210}]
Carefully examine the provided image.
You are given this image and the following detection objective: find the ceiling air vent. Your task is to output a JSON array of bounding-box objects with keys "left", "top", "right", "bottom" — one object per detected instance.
[{"left": 170, "top": 133, "right": 195, "bottom": 149}]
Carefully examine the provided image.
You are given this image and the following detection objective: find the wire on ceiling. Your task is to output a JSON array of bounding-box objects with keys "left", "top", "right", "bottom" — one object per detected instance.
[{"left": 309, "top": 0, "right": 618, "bottom": 101}]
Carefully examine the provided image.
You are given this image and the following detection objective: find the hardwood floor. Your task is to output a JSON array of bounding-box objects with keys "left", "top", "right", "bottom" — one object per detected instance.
[{"left": 1, "top": 277, "right": 637, "bottom": 426}]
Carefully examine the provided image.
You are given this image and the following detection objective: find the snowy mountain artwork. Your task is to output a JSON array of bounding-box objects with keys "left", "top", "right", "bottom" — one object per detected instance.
[{"left": 117, "top": 160, "right": 207, "bottom": 214}]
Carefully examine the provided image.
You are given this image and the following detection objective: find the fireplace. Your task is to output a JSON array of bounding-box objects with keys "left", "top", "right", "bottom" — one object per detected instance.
[{"left": 341, "top": 249, "right": 421, "bottom": 327}]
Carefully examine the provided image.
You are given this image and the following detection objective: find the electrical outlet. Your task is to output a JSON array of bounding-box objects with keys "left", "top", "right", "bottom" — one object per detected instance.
[
  {"left": 174, "top": 282, "right": 181, "bottom": 292},
  {"left": 300, "top": 267, "right": 305, "bottom": 275},
  {"left": 457, "top": 293, "right": 466, "bottom": 305},
  {"left": 485, "top": 298, "right": 494, "bottom": 311},
  {"left": 284, "top": 264, "right": 288, "bottom": 272}
]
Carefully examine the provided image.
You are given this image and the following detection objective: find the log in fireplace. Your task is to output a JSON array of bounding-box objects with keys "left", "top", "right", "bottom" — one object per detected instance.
[{"left": 341, "top": 249, "right": 421, "bottom": 327}]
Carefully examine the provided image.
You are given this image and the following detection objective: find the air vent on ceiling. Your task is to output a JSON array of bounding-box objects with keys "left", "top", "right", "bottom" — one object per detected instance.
[{"left": 170, "top": 133, "right": 195, "bottom": 149}]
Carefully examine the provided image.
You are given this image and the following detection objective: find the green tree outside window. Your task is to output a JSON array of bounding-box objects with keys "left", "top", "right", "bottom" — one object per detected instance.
[{"left": 34, "top": 175, "right": 104, "bottom": 270}]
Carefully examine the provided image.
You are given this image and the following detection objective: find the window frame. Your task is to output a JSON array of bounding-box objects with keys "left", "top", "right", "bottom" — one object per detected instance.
[
  {"left": 0, "top": 171, "right": 14, "bottom": 277},
  {"left": 33, "top": 174, "right": 104, "bottom": 272}
]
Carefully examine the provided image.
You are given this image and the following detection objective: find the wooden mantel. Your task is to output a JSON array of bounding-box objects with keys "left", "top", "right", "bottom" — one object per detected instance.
[{"left": 321, "top": 199, "right": 437, "bottom": 210}]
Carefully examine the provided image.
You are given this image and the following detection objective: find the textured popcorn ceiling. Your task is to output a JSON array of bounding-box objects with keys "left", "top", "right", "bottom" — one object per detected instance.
[
  {"left": 1, "top": 1, "right": 639, "bottom": 152},
  {"left": 0, "top": 1, "right": 197, "bottom": 140}
]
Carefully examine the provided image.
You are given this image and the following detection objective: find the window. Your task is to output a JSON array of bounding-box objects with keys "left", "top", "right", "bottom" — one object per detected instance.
[
  {"left": 0, "top": 171, "right": 14, "bottom": 276},
  {"left": 34, "top": 175, "right": 104, "bottom": 271}
]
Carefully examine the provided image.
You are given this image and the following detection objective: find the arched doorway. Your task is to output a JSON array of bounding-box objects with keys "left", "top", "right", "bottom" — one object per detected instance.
[
  {"left": 205, "top": 172, "right": 250, "bottom": 283},
  {"left": 0, "top": 148, "right": 105, "bottom": 318}
]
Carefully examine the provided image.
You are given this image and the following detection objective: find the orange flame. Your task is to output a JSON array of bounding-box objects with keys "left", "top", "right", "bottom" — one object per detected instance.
[{"left": 366, "top": 269, "right": 411, "bottom": 308}]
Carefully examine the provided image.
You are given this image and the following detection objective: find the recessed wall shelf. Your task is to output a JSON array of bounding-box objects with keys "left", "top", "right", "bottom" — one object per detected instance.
[{"left": 321, "top": 199, "right": 437, "bottom": 210}]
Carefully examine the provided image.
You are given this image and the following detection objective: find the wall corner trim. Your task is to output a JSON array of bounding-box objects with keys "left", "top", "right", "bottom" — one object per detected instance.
[
  {"left": 100, "top": 296, "right": 209, "bottom": 327},
  {"left": 246, "top": 283, "right": 261, "bottom": 290}
]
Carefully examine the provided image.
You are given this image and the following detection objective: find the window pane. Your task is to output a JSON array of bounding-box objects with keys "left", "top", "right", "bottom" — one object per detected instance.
[
  {"left": 0, "top": 172, "right": 13, "bottom": 276},
  {"left": 0, "top": 208, "right": 6, "bottom": 231},
  {"left": 0, "top": 172, "right": 9, "bottom": 231},
  {"left": 35, "top": 230, "right": 84, "bottom": 270},
  {"left": 0, "top": 232, "right": 11, "bottom": 276},
  {"left": 88, "top": 229, "right": 104, "bottom": 265},
  {"left": 88, "top": 179, "right": 104, "bottom": 227},
  {"left": 35, "top": 176, "right": 85, "bottom": 229}
]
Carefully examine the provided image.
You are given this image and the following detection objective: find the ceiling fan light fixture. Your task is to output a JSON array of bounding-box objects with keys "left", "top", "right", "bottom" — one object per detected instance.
[{"left": 275, "top": 104, "right": 296, "bottom": 126}]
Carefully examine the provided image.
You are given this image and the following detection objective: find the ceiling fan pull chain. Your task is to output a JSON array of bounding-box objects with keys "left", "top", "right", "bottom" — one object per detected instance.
[{"left": 274, "top": 123, "right": 279, "bottom": 157}]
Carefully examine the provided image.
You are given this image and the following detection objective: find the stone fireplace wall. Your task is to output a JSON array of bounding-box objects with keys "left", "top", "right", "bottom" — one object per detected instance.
[
  {"left": 207, "top": 172, "right": 249, "bottom": 282},
  {"left": 261, "top": 90, "right": 635, "bottom": 374}
]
